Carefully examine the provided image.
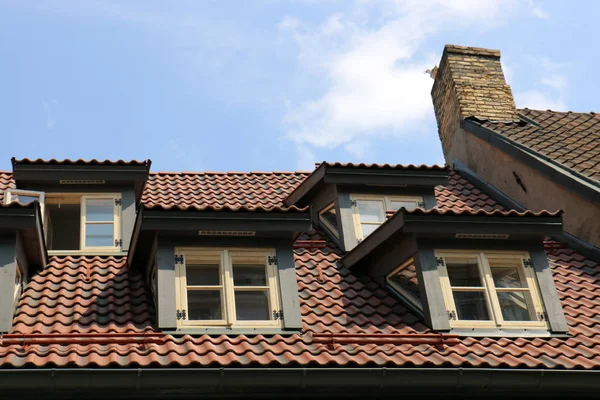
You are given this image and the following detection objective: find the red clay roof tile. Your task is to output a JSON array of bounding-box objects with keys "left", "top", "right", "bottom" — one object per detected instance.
[{"left": 1, "top": 168, "right": 599, "bottom": 370}]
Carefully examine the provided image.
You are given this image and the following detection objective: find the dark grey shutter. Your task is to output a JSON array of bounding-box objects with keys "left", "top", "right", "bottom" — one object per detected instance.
[
  {"left": 0, "top": 235, "right": 17, "bottom": 332},
  {"left": 275, "top": 244, "right": 303, "bottom": 330},
  {"left": 414, "top": 248, "right": 451, "bottom": 331},
  {"left": 156, "top": 244, "right": 177, "bottom": 329},
  {"left": 529, "top": 245, "right": 569, "bottom": 333},
  {"left": 120, "top": 189, "right": 136, "bottom": 251}
]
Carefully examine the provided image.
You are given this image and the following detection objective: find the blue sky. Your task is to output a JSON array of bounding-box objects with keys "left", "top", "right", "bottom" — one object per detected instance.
[{"left": 0, "top": 0, "right": 598, "bottom": 172}]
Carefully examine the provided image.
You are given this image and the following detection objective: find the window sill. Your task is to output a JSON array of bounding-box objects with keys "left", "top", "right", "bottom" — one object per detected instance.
[
  {"left": 48, "top": 250, "right": 127, "bottom": 257},
  {"left": 164, "top": 327, "right": 301, "bottom": 336}
]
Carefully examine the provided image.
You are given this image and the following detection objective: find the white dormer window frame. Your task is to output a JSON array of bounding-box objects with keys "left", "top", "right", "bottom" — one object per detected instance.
[
  {"left": 435, "top": 250, "right": 548, "bottom": 330},
  {"left": 43, "top": 192, "right": 122, "bottom": 255},
  {"left": 174, "top": 247, "right": 282, "bottom": 328},
  {"left": 350, "top": 194, "right": 424, "bottom": 241},
  {"left": 4, "top": 189, "right": 45, "bottom": 216}
]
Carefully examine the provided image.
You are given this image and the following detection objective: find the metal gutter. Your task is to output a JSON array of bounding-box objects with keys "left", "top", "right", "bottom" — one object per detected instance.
[{"left": 1, "top": 367, "right": 600, "bottom": 394}]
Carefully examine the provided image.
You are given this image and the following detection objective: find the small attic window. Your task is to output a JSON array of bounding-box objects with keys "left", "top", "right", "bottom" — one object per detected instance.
[
  {"left": 319, "top": 203, "right": 339, "bottom": 238},
  {"left": 351, "top": 195, "right": 423, "bottom": 240},
  {"left": 386, "top": 258, "right": 423, "bottom": 313}
]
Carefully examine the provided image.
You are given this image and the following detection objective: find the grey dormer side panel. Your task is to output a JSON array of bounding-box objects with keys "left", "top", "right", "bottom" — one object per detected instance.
[
  {"left": 276, "top": 241, "right": 303, "bottom": 330},
  {"left": 156, "top": 243, "right": 177, "bottom": 329},
  {"left": 414, "top": 245, "right": 450, "bottom": 331},
  {"left": 530, "top": 243, "right": 569, "bottom": 333},
  {"left": 120, "top": 188, "right": 136, "bottom": 252},
  {"left": 15, "top": 233, "right": 30, "bottom": 281},
  {"left": 0, "top": 235, "right": 17, "bottom": 333},
  {"left": 337, "top": 192, "right": 358, "bottom": 252}
]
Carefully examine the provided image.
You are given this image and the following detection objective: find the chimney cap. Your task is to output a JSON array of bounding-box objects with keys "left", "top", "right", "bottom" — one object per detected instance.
[{"left": 444, "top": 44, "right": 501, "bottom": 59}]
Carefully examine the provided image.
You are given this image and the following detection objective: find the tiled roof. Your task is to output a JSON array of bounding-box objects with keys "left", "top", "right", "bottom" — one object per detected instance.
[
  {"left": 3, "top": 169, "right": 600, "bottom": 370},
  {"left": 478, "top": 109, "right": 600, "bottom": 182},
  {"left": 11, "top": 158, "right": 151, "bottom": 166},
  {"left": 142, "top": 171, "right": 310, "bottom": 211},
  {"left": 3, "top": 236, "right": 600, "bottom": 369},
  {"left": 404, "top": 208, "right": 561, "bottom": 217},
  {"left": 318, "top": 162, "right": 448, "bottom": 171}
]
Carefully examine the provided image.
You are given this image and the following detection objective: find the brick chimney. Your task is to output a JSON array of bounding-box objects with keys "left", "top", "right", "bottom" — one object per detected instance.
[{"left": 431, "top": 45, "right": 519, "bottom": 163}]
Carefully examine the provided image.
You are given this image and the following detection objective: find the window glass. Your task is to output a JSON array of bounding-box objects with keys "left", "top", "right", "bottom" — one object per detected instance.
[
  {"left": 356, "top": 200, "right": 385, "bottom": 223},
  {"left": 497, "top": 292, "right": 535, "bottom": 321},
  {"left": 187, "top": 264, "right": 220, "bottom": 286},
  {"left": 453, "top": 292, "right": 490, "bottom": 320},
  {"left": 85, "top": 224, "right": 114, "bottom": 247},
  {"left": 446, "top": 260, "right": 482, "bottom": 287},
  {"left": 179, "top": 249, "right": 279, "bottom": 327},
  {"left": 234, "top": 291, "right": 270, "bottom": 320},
  {"left": 320, "top": 205, "right": 338, "bottom": 230},
  {"left": 387, "top": 260, "right": 422, "bottom": 311},
  {"left": 12, "top": 194, "right": 39, "bottom": 204},
  {"left": 437, "top": 252, "right": 547, "bottom": 328},
  {"left": 86, "top": 199, "right": 113, "bottom": 222},
  {"left": 233, "top": 265, "right": 267, "bottom": 286},
  {"left": 187, "top": 290, "right": 222, "bottom": 320},
  {"left": 389, "top": 200, "right": 419, "bottom": 211}
]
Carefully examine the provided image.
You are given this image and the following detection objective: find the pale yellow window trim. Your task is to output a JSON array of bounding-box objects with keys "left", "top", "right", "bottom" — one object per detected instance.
[
  {"left": 350, "top": 194, "right": 423, "bottom": 241},
  {"left": 43, "top": 193, "right": 122, "bottom": 253},
  {"left": 13, "top": 264, "right": 22, "bottom": 308},
  {"left": 436, "top": 250, "right": 548, "bottom": 330},
  {"left": 80, "top": 194, "right": 121, "bottom": 251},
  {"left": 4, "top": 189, "right": 45, "bottom": 216},
  {"left": 318, "top": 203, "right": 339, "bottom": 238},
  {"left": 175, "top": 247, "right": 282, "bottom": 329}
]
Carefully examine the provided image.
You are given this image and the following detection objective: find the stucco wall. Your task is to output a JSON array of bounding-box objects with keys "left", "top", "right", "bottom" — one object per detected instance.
[{"left": 447, "top": 126, "right": 600, "bottom": 247}]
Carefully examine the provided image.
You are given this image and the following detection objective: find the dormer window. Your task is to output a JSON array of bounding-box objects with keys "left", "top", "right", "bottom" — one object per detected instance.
[
  {"left": 319, "top": 203, "right": 339, "bottom": 238},
  {"left": 351, "top": 195, "right": 423, "bottom": 240},
  {"left": 175, "top": 248, "right": 282, "bottom": 328},
  {"left": 45, "top": 193, "right": 122, "bottom": 253},
  {"left": 436, "top": 250, "right": 547, "bottom": 329}
]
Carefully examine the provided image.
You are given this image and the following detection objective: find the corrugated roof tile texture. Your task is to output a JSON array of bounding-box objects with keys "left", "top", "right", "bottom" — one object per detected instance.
[
  {"left": 142, "top": 172, "right": 310, "bottom": 211},
  {"left": 3, "top": 236, "right": 600, "bottom": 369},
  {"left": 481, "top": 108, "right": 600, "bottom": 182},
  {"left": 2, "top": 169, "right": 599, "bottom": 369}
]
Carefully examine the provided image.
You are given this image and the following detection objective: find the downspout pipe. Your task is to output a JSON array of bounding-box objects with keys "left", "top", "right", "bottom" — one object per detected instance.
[{"left": 0, "top": 367, "right": 600, "bottom": 394}]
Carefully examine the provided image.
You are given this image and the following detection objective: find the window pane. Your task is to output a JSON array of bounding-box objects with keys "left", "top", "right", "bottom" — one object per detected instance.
[
  {"left": 389, "top": 200, "right": 418, "bottom": 211},
  {"left": 12, "top": 194, "right": 38, "bottom": 204},
  {"left": 187, "top": 290, "right": 222, "bottom": 320},
  {"left": 234, "top": 291, "right": 270, "bottom": 320},
  {"left": 360, "top": 224, "right": 380, "bottom": 237},
  {"left": 492, "top": 266, "right": 527, "bottom": 289},
  {"left": 356, "top": 200, "right": 385, "bottom": 223},
  {"left": 186, "top": 264, "right": 220, "bottom": 286},
  {"left": 388, "top": 264, "right": 422, "bottom": 308},
  {"left": 233, "top": 264, "right": 267, "bottom": 286},
  {"left": 453, "top": 291, "right": 490, "bottom": 320},
  {"left": 86, "top": 199, "right": 114, "bottom": 222},
  {"left": 497, "top": 291, "right": 535, "bottom": 321},
  {"left": 85, "top": 223, "right": 113, "bottom": 247},
  {"left": 320, "top": 205, "right": 338, "bottom": 231},
  {"left": 446, "top": 260, "right": 482, "bottom": 287}
]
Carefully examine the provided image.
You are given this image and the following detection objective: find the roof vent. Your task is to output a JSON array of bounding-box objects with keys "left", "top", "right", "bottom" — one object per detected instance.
[
  {"left": 455, "top": 233, "right": 510, "bottom": 240},
  {"left": 59, "top": 179, "right": 106, "bottom": 185},
  {"left": 198, "top": 231, "right": 256, "bottom": 237}
]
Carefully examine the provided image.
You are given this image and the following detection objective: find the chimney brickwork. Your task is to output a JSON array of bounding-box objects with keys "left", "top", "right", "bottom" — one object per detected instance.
[{"left": 431, "top": 45, "right": 519, "bottom": 155}]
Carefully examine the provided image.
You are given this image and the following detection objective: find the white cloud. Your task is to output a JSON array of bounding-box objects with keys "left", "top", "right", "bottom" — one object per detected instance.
[
  {"left": 279, "top": 0, "right": 532, "bottom": 157},
  {"left": 528, "top": 0, "right": 550, "bottom": 19},
  {"left": 42, "top": 101, "right": 55, "bottom": 129},
  {"left": 514, "top": 56, "right": 569, "bottom": 111}
]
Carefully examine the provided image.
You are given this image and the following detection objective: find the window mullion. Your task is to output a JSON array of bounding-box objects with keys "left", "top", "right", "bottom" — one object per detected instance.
[
  {"left": 480, "top": 253, "right": 503, "bottom": 326},
  {"left": 222, "top": 250, "right": 235, "bottom": 325},
  {"left": 80, "top": 196, "right": 86, "bottom": 250}
]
